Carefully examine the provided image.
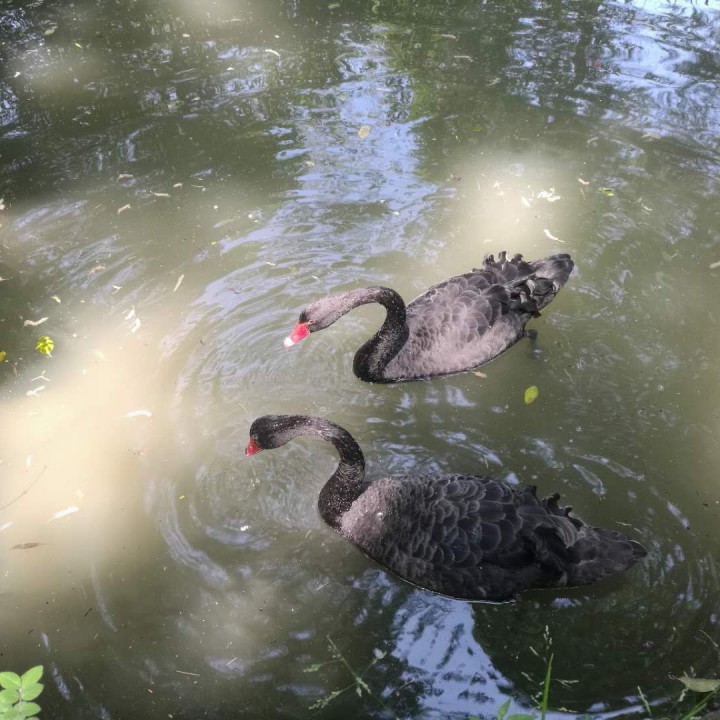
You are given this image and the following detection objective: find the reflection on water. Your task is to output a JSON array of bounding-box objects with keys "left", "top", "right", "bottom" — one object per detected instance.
[{"left": 2, "top": 0, "right": 720, "bottom": 717}]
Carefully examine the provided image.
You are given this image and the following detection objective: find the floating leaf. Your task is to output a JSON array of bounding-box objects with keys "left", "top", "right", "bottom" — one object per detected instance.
[
  {"left": 497, "top": 699, "right": 511, "bottom": 720},
  {"left": 36, "top": 336, "right": 54, "bottom": 355},
  {"left": 0, "top": 687, "right": 20, "bottom": 706},
  {"left": 50, "top": 295, "right": 61, "bottom": 303},
  {"left": 44, "top": 27, "right": 57, "bottom": 36},
  {"left": 524, "top": 385, "right": 539, "bottom": 404},
  {"left": 599, "top": 187, "right": 615, "bottom": 197},
  {"left": 19, "top": 684, "right": 43, "bottom": 702},
  {"left": 507, "top": 715, "right": 536, "bottom": 720},
  {"left": 0, "top": 350, "right": 6, "bottom": 362},
  {"left": 18, "top": 700, "right": 42, "bottom": 717},
  {"left": 675, "top": 674, "right": 720, "bottom": 693},
  {"left": 0, "top": 672, "right": 22, "bottom": 690},
  {"left": 357, "top": 124, "right": 371, "bottom": 140},
  {"left": 74, "top": 42, "right": 83, "bottom": 48},
  {"left": 20, "top": 667, "right": 43, "bottom": 686}
]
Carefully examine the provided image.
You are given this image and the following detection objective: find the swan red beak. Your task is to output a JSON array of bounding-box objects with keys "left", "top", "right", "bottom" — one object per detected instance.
[
  {"left": 244, "top": 437, "right": 261, "bottom": 456},
  {"left": 283, "top": 321, "right": 310, "bottom": 348}
]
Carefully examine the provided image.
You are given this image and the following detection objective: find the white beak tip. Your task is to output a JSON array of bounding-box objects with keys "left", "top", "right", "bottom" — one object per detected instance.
[{"left": 283, "top": 336, "right": 295, "bottom": 348}]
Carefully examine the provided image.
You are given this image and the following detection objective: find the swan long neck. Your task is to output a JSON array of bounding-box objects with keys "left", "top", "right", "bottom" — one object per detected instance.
[
  {"left": 350, "top": 287, "right": 409, "bottom": 382},
  {"left": 314, "top": 422, "right": 367, "bottom": 529}
]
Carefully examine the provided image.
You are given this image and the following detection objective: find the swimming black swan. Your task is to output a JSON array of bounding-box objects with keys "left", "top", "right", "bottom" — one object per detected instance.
[
  {"left": 245, "top": 415, "right": 646, "bottom": 601},
  {"left": 284, "top": 251, "right": 574, "bottom": 382}
]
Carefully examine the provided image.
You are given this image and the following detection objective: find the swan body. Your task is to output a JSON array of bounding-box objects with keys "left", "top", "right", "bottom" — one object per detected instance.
[
  {"left": 284, "top": 252, "right": 575, "bottom": 382},
  {"left": 245, "top": 415, "right": 646, "bottom": 602}
]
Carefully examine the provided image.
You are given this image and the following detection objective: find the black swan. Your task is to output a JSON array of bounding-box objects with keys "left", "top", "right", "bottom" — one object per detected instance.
[
  {"left": 245, "top": 415, "right": 647, "bottom": 602},
  {"left": 284, "top": 251, "right": 575, "bottom": 382}
]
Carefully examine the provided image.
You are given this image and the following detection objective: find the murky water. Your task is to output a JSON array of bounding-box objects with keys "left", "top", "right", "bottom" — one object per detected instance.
[{"left": 2, "top": 0, "right": 720, "bottom": 717}]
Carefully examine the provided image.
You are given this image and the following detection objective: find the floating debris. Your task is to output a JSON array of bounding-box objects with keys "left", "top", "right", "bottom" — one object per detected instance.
[
  {"left": 524, "top": 385, "right": 539, "bottom": 404},
  {"left": 357, "top": 125, "right": 371, "bottom": 140},
  {"left": 537, "top": 189, "right": 562, "bottom": 202},
  {"left": 118, "top": 409, "right": 153, "bottom": 419},
  {"left": 24, "top": 317, "right": 49, "bottom": 327},
  {"left": 173, "top": 274, "right": 185, "bottom": 292},
  {"left": 36, "top": 336, "right": 54, "bottom": 356},
  {"left": 544, "top": 228, "right": 562, "bottom": 242},
  {"left": 117, "top": 204, "right": 132, "bottom": 214},
  {"left": 49, "top": 506, "right": 79, "bottom": 522}
]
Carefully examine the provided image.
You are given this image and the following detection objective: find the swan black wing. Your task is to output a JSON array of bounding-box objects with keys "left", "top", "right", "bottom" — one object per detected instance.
[
  {"left": 384, "top": 252, "right": 574, "bottom": 380},
  {"left": 339, "top": 474, "right": 585, "bottom": 601}
]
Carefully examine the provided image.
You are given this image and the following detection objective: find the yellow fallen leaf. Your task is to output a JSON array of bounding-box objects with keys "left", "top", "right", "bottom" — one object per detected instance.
[
  {"left": 524, "top": 385, "right": 539, "bottom": 404},
  {"left": 36, "top": 336, "right": 54, "bottom": 356},
  {"left": 358, "top": 124, "right": 371, "bottom": 140}
]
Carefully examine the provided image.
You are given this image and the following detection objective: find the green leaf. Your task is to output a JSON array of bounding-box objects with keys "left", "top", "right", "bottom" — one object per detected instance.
[
  {"left": 0, "top": 350, "right": 6, "bottom": 362},
  {"left": 17, "top": 701, "right": 41, "bottom": 718},
  {"left": 43, "top": 27, "right": 56, "bottom": 36},
  {"left": 20, "top": 667, "right": 43, "bottom": 687},
  {"left": 0, "top": 688, "right": 20, "bottom": 706},
  {"left": 497, "top": 699, "right": 511, "bottom": 720},
  {"left": 524, "top": 385, "right": 539, "bottom": 404},
  {"left": 1, "top": 707, "right": 22, "bottom": 720},
  {"left": 0, "top": 673, "right": 21, "bottom": 691},
  {"left": 303, "top": 664, "right": 323, "bottom": 673},
  {"left": 599, "top": 187, "right": 615, "bottom": 197},
  {"left": 35, "top": 336, "right": 54, "bottom": 355},
  {"left": 508, "top": 714, "right": 537, "bottom": 720},
  {"left": 19, "top": 683, "right": 43, "bottom": 701},
  {"left": 675, "top": 674, "right": 720, "bottom": 693}
]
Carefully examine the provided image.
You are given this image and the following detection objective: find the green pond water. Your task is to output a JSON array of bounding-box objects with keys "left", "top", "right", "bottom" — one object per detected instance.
[{"left": 1, "top": 0, "right": 720, "bottom": 717}]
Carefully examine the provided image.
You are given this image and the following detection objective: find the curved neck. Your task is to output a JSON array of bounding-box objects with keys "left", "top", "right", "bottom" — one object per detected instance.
[
  {"left": 313, "top": 422, "right": 367, "bottom": 529},
  {"left": 350, "top": 287, "right": 409, "bottom": 382}
]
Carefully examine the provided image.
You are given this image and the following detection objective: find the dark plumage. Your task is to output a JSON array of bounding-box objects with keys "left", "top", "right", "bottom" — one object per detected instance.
[
  {"left": 284, "top": 251, "right": 575, "bottom": 382},
  {"left": 245, "top": 415, "right": 647, "bottom": 602}
]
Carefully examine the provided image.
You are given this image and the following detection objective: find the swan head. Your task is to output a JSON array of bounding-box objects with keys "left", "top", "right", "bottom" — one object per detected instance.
[
  {"left": 245, "top": 414, "right": 311, "bottom": 455},
  {"left": 284, "top": 291, "right": 369, "bottom": 347}
]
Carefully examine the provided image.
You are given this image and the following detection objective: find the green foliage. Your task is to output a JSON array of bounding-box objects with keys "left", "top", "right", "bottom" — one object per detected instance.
[
  {"left": 0, "top": 666, "right": 44, "bottom": 719},
  {"left": 35, "top": 336, "right": 54, "bottom": 356},
  {"left": 523, "top": 385, "right": 539, "bottom": 404}
]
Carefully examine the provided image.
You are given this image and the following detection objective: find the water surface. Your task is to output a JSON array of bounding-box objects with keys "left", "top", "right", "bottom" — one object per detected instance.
[{"left": 2, "top": 0, "right": 720, "bottom": 717}]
